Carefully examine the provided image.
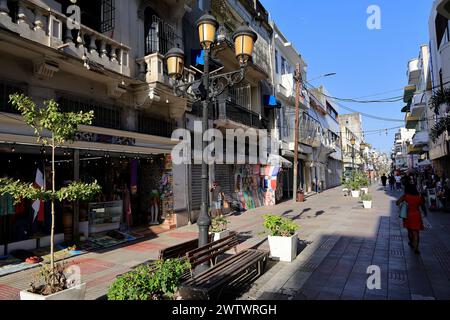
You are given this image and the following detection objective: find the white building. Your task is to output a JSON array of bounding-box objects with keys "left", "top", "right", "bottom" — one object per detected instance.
[{"left": 426, "top": 0, "right": 450, "bottom": 176}]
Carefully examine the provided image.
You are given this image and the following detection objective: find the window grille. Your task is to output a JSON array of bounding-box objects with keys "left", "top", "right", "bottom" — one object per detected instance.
[
  {"left": 229, "top": 85, "right": 251, "bottom": 110},
  {"left": 145, "top": 12, "right": 177, "bottom": 55},
  {"left": 101, "top": 0, "right": 116, "bottom": 33},
  {"left": 138, "top": 113, "right": 173, "bottom": 138},
  {"left": 58, "top": 96, "right": 122, "bottom": 130}
]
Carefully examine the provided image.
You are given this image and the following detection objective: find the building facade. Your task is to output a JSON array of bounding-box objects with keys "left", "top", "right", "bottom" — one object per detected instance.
[
  {"left": 0, "top": 0, "right": 197, "bottom": 254},
  {"left": 426, "top": 0, "right": 450, "bottom": 177},
  {"left": 339, "top": 113, "right": 365, "bottom": 175}
]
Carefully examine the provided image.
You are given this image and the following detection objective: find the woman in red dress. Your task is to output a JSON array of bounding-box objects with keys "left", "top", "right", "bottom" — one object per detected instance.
[{"left": 396, "top": 183, "right": 425, "bottom": 254}]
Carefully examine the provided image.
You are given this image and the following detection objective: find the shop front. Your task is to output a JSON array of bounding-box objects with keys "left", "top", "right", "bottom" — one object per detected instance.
[{"left": 0, "top": 121, "right": 180, "bottom": 255}]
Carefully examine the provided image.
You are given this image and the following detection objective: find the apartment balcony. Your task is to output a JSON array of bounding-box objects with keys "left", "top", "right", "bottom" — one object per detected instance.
[
  {"left": 213, "top": 101, "right": 269, "bottom": 130},
  {"left": 407, "top": 58, "right": 420, "bottom": 86},
  {"left": 408, "top": 145, "right": 424, "bottom": 155},
  {"left": 405, "top": 112, "right": 419, "bottom": 129},
  {"left": 412, "top": 131, "right": 430, "bottom": 148},
  {"left": 277, "top": 74, "right": 294, "bottom": 99},
  {"left": 403, "top": 85, "right": 416, "bottom": 103},
  {"left": 134, "top": 53, "right": 196, "bottom": 119},
  {"left": 437, "top": 0, "right": 450, "bottom": 19},
  {"left": 0, "top": 0, "right": 130, "bottom": 77},
  {"left": 238, "top": 0, "right": 270, "bottom": 27},
  {"left": 410, "top": 92, "right": 427, "bottom": 117}
]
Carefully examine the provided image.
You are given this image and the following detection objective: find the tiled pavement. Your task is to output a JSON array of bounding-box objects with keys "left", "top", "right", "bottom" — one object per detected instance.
[
  {"left": 239, "top": 185, "right": 450, "bottom": 300},
  {"left": 1, "top": 184, "right": 450, "bottom": 300}
]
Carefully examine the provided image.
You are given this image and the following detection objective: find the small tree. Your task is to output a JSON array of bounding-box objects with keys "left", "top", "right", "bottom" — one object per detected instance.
[{"left": 0, "top": 94, "right": 101, "bottom": 293}]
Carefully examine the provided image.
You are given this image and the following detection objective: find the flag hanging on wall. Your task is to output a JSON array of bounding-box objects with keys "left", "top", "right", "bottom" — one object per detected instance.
[{"left": 32, "top": 168, "right": 45, "bottom": 222}]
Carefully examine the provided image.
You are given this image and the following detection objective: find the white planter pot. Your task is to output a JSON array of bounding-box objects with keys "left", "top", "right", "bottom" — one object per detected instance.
[
  {"left": 268, "top": 234, "right": 298, "bottom": 262},
  {"left": 363, "top": 201, "right": 373, "bottom": 209},
  {"left": 212, "top": 230, "right": 230, "bottom": 242},
  {"left": 361, "top": 188, "right": 369, "bottom": 195},
  {"left": 20, "top": 283, "right": 86, "bottom": 300},
  {"left": 351, "top": 191, "right": 360, "bottom": 198}
]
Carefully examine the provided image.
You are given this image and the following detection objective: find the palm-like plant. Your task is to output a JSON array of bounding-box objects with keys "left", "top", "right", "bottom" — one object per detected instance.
[{"left": 429, "top": 87, "right": 450, "bottom": 142}]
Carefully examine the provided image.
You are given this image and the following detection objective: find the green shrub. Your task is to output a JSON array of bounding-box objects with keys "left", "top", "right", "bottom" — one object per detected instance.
[
  {"left": 263, "top": 215, "right": 299, "bottom": 237},
  {"left": 210, "top": 216, "right": 229, "bottom": 233},
  {"left": 107, "top": 259, "right": 190, "bottom": 300},
  {"left": 361, "top": 194, "right": 372, "bottom": 201}
]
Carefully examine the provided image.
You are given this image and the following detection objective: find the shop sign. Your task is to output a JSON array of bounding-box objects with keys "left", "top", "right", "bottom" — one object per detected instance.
[{"left": 75, "top": 132, "right": 136, "bottom": 146}]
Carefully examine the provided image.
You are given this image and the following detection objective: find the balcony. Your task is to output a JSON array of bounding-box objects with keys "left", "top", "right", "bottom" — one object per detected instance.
[
  {"left": 213, "top": 101, "right": 269, "bottom": 130},
  {"left": 238, "top": 0, "right": 270, "bottom": 27},
  {"left": 0, "top": 0, "right": 130, "bottom": 77},
  {"left": 410, "top": 92, "right": 427, "bottom": 117},
  {"left": 134, "top": 53, "right": 195, "bottom": 118},
  {"left": 403, "top": 85, "right": 416, "bottom": 103},
  {"left": 412, "top": 131, "right": 430, "bottom": 147},
  {"left": 407, "top": 58, "right": 420, "bottom": 86},
  {"left": 408, "top": 145, "right": 423, "bottom": 155},
  {"left": 437, "top": 0, "right": 450, "bottom": 19},
  {"left": 405, "top": 112, "right": 419, "bottom": 129}
]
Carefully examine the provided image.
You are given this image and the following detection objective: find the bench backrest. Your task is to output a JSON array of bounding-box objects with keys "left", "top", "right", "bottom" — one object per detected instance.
[
  {"left": 186, "top": 232, "right": 239, "bottom": 269},
  {"left": 158, "top": 234, "right": 214, "bottom": 260}
]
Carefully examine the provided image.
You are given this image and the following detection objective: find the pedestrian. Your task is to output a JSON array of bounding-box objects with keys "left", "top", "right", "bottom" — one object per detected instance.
[
  {"left": 396, "top": 183, "right": 426, "bottom": 255},
  {"left": 381, "top": 174, "right": 387, "bottom": 190},
  {"left": 395, "top": 174, "right": 402, "bottom": 191},
  {"left": 389, "top": 174, "right": 395, "bottom": 192},
  {"left": 210, "top": 181, "right": 223, "bottom": 217}
]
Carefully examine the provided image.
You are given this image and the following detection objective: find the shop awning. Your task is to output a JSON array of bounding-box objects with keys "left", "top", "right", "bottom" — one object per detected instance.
[
  {"left": 418, "top": 159, "right": 432, "bottom": 167},
  {"left": 267, "top": 154, "right": 293, "bottom": 168}
]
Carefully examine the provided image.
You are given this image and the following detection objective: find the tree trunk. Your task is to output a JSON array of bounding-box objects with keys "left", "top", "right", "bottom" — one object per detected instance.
[{"left": 50, "top": 137, "right": 56, "bottom": 283}]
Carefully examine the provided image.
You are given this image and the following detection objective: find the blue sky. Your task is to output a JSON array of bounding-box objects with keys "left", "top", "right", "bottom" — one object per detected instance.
[{"left": 261, "top": 0, "right": 432, "bottom": 154}]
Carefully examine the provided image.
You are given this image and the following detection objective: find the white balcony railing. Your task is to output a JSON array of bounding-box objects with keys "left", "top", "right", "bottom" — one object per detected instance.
[
  {"left": 136, "top": 52, "right": 195, "bottom": 88},
  {"left": 410, "top": 92, "right": 427, "bottom": 117},
  {"left": 0, "top": 0, "right": 130, "bottom": 76},
  {"left": 407, "top": 58, "right": 420, "bottom": 86},
  {"left": 413, "top": 131, "right": 429, "bottom": 147}
]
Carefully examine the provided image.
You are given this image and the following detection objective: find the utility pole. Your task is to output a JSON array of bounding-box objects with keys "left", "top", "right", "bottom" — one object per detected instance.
[{"left": 293, "top": 63, "right": 302, "bottom": 202}]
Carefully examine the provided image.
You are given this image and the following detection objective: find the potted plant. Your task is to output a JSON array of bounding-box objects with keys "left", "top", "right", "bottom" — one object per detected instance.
[
  {"left": 263, "top": 215, "right": 299, "bottom": 262},
  {"left": 359, "top": 173, "right": 370, "bottom": 195},
  {"left": 210, "top": 216, "right": 230, "bottom": 241},
  {"left": 349, "top": 179, "right": 361, "bottom": 198},
  {"left": 107, "top": 259, "right": 191, "bottom": 300},
  {"left": 361, "top": 194, "right": 373, "bottom": 209},
  {"left": 0, "top": 94, "right": 101, "bottom": 300}
]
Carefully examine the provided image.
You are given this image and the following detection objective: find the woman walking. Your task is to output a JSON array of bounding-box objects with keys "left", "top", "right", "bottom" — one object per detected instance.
[{"left": 396, "top": 184, "right": 426, "bottom": 255}]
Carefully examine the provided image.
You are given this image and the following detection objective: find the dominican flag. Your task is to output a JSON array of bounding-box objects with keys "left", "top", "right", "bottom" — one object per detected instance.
[{"left": 32, "top": 167, "right": 45, "bottom": 222}]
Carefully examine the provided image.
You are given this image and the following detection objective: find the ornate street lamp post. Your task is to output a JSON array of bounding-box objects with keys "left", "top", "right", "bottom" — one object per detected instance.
[{"left": 166, "top": 14, "right": 257, "bottom": 272}]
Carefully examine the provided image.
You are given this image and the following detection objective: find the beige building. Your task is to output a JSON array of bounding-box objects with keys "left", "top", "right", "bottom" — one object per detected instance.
[
  {"left": 339, "top": 113, "right": 364, "bottom": 174},
  {"left": 0, "top": 0, "right": 196, "bottom": 253}
]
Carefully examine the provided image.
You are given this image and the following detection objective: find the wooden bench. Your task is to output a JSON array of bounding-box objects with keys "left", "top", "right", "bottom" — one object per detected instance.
[{"left": 179, "top": 233, "right": 269, "bottom": 300}]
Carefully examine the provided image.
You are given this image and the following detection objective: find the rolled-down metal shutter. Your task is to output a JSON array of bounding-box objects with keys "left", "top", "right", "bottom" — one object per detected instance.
[
  {"left": 191, "top": 165, "right": 203, "bottom": 210},
  {"left": 214, "top": 165, "right": 233, "bottom": 199}
]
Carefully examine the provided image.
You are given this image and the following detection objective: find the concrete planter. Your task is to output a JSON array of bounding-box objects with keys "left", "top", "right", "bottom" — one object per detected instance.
[
  {"left": 20, "top": 283, "right": 86, "bottom": 300},
  {"left": 351, "top": 190, "right": 360, "bottom": 198},
  {"left": 363, "top": 201, "right": 373, "bottom": 209},
  {"left": 212, "top": 230, "right": 230, "bottom": 242},
  {"left": 361, "top": 188, "right": 369, "bottom": 195},
  {"left": 268, "top": 234, "right": 298, "bottom": 262}
]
